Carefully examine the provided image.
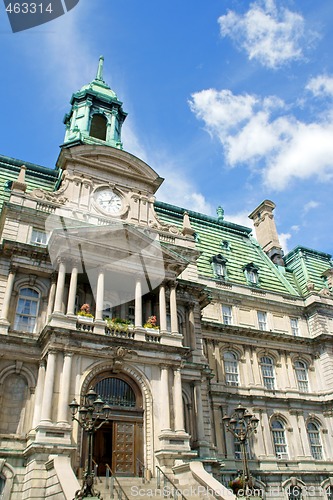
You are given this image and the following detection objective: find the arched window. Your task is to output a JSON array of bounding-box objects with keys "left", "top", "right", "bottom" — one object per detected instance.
[
  {"left": 14, "top": 287, "right": 40, "bottom": 333},
  {"left": 260, "top": 356, "right": 275, "bottom": 390},
  {"left": 271, "top": 419, "right": 288, "bottom": 458},
  {"left": 223, "top": 351, "right": 239, "bottom": 386},
  {"left": 94, "top": 377, "right": 136, "bottom": 408},
  {"left": 307, "top": 422, "right": 323, "bottom": 460},
  {"left": 90, "top": 114, "right": 107, "bottom": 141},
  {"left": 294, "top": 361, "right": 309, "bottom": 392},
  {"left": 287, "top": 486, "right": 302, "bottom": 499}
]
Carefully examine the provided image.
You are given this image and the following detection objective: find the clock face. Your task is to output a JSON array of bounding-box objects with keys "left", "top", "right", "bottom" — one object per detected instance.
[{"left": 95, "top": 189, "right": 123, "bottom": 215}]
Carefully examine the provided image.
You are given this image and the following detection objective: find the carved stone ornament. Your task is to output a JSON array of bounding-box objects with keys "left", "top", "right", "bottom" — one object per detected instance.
[{"left": 29, "top": 188, "right": 68, "bottom": 205}]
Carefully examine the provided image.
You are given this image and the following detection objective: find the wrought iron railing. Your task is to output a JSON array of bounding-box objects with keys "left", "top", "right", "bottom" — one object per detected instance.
[
  {"left": 156, "top": 465, "right": 187, "bottom": 500},
  {"left": 105, "top": 464, "right": 130, "bottom": 500},
  {"left": 136, "top": 458, "right": 146, "bottom": 483}
]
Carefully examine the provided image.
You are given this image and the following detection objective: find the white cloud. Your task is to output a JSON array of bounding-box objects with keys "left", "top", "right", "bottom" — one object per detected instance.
[
  {"left": 291, "top": 225, "right": 300, "bottom": 232},
  {"left": 218, "top": 0, "right": 310, "bottom": 68},
  {"left": 225, "top": 210, "right": 253, "bottom": 230},
  {"left": 307, "top": 75, "right": 333, "bottom": 98},
  {"left": 189, "top": 86, "right": 333, "bottom": 191},
  {"left": 278, "top": 232, "right": 291, "bottom": 253},
  {"left": 303, "top": 200, "right": 320, "bottom": 214},
  {"left": 157, "top": 169, "right": 214, "bottom": 215}
]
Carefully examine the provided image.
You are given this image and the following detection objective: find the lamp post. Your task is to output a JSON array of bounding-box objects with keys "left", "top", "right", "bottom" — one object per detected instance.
[
  {"left": 222, "top": 404, "right": 259, "bottom": 496},
  {"left": 69, "top": 387, "right": 112, "bottom": 500}
]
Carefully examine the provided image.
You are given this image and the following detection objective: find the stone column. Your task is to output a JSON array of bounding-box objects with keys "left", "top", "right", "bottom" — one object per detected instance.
[
  {"left": 95, "top": 269, "right": 105, "bottom": 321},
  {"left": 0, "top": 265, "right": 16, "bottom": 321},
  {"left": 135, "top": 277, "right": 142, "bottom": 328},
  {"left": 40, "top": 351, "right": 57, "bottom": 424},
  {"left": 193, "top": 381, "right": 205, "bottom": 441},
  {"left": 31, "top": 360, "right": 46, "bottom": 428},
  {"left": 173, "top": 367, "right": 185, "bottom": 433},
  {"left": 159, "top": 283, "right": 167, "bottom": 333},
  {"left": 46, "top": 274, "right": 57, "bottom": 319},
  {"left": 57, "top": 352, "right": 73, "bottom": 425},
  {"left": 67, "top": 263, "right": 79, "bottom": 315},
  {"left": 187, "top": 303, "right": 196, "bottom": 349},
  {"left": 53, "top": 260, "right": 66, "bottom": 314},
  {"left": 160, "top": 366, "right": 171, "bottom": 432},
  {"left": 169, "top": 282, "right": 178, "bottom": 334}
]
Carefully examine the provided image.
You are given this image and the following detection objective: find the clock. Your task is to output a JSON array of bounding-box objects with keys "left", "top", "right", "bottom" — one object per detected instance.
[{"left": 94, "top": 188, "right": 123, "bottom": 215}]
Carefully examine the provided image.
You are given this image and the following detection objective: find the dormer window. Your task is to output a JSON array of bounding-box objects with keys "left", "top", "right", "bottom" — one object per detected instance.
[
  {"left": 243, "top": 263, "right": 259, "bottom": 285},
  {"left": 90, "top": 113, "right": 107, "bottom": 141},
  {"left": 210, "top": 254, "right": 227, "bottom": 279}
]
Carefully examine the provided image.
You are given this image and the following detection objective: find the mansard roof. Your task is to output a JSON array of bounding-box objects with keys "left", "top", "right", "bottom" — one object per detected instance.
[
  {"left": 155, "top": 200, "right": 299, "bottom": 296},
  {"left": 284, "top": 245, "right": 333, "bottom": 296}
]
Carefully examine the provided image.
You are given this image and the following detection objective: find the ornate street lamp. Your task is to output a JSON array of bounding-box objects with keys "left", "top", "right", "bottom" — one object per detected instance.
[
  {"left": 222, "top": 404, "right": 260, "bottom": 496},
  {"left": 69, "top": 388, "right": 112, "bottom": 499}
]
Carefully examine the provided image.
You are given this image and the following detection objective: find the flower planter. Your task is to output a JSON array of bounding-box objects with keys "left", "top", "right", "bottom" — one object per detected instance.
[
  {"left": 77, "top": 316, "right": 94, "bottom": 323},
  {"left": 145, "top": 327, "right": 160, "bottom": 334}
]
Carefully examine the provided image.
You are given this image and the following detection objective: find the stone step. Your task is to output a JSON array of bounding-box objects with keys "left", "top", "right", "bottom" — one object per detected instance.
[{"left": 94, "top": 475, "right": 217, "bottom": 500}]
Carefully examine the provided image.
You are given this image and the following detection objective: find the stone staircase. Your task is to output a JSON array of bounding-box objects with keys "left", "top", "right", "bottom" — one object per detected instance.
[{"left": 93, "top": 474, "right": 217, "bottom": 500}]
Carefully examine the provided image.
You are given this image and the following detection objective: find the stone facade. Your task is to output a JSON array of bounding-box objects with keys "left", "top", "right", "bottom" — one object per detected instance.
[{"left": 0, "top": 64, "right": 333, "bottom": 500}]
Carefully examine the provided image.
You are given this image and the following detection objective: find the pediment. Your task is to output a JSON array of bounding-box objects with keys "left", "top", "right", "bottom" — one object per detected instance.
[{"left": 57, "top": 144, "right": 164, "bottom": 194}]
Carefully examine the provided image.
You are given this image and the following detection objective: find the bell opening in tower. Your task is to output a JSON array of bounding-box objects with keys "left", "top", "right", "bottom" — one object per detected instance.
[{"left": 90, "top": 114, "right": 107, "bottom": 141}]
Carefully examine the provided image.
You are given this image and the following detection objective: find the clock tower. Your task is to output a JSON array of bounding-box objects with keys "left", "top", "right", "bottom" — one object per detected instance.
[{"left": 63, "top": 56, "right": 127, "bottom": 149}]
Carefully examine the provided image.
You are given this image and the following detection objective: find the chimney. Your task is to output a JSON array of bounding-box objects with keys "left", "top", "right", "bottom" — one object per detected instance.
[
  {"left": 11, "top": 165, "right": 27, "bottom": 193},
  {"left": 248, "top": 200, "right": 284, "bottom": 266}
]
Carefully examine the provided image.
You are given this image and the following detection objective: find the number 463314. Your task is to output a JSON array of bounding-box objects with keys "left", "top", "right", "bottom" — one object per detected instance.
[{"left": 6, "top": 3, "right": 53, "bottom": 14}]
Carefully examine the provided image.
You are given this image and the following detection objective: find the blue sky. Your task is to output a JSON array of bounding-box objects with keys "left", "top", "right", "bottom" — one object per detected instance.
[{"left": 1, "top": 0, "right": 333, "bottom": 256}]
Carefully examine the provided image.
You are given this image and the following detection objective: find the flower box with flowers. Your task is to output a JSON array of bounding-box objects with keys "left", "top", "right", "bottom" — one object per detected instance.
[
  {"left": 77, "top": 304, "right": 94, "bottom": 323},
  {"left": 105, "top": 317, "right": 133, "bottom": 332},
  {"left": 144, "top": 315, "right": 160, "bottom": 333}
]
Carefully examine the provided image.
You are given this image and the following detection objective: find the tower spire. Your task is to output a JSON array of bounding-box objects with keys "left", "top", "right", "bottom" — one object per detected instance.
[{"left": 96, "top": 55, "right": 104, "bottom": 82}]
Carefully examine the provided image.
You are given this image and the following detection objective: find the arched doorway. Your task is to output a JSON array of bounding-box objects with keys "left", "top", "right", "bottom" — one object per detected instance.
[{"left": 85, "top": 372, "right": 144, "bottom": 476}]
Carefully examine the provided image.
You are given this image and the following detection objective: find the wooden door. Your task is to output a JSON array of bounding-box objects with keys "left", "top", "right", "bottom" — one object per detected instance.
[
  {"left": 112, "top": 422, "right": 135, "bottom": 475},
  {"left": 93, "top": 419, "right": 142, "bottom": 476}
]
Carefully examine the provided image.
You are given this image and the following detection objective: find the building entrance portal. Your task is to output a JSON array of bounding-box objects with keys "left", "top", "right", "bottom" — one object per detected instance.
[
  {"left": 94, "top": 419, "right": 143, "bottom": 476},
  {"left": 86, "top": 373, "right": 144, "bottom": 476}
]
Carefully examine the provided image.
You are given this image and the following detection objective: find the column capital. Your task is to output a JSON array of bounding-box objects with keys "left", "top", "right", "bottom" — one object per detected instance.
[
  {"left": 9, "top": 264, "right": 18, "bottom": 274},
  {"left": 63, "top": 351, "right": 74, "bottom": 358},
  {"left": 47, "top": 349, "right": 58, "bottom": 357},
  {"left": 50, "top": 272, "right": 57, "bottom": 283},
  {"left": 168, "top": 280, "right": 178, "bottom": 290},
  {"left": 56, "top": 257, "right": 67, "bottom": 268},
  {"left": 39, "top": 359, "right": 47, "bottom": 368}
]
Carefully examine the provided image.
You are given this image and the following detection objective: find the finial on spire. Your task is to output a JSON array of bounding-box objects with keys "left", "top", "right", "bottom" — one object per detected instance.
[{"left": 96, "top": 55, "right": 104, "bottom": 82}]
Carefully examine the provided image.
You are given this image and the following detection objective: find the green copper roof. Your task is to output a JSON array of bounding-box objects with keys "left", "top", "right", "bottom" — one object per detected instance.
[
  {"left": 73, "top": 56, "right": 118, "bottom": 102},
  {"left": 155, "top": 200, "right": 299, "bottom": 296},
  {"left": 0, "top": 154, "right": 60, "bottom": 211},
  {"left": 284, "top": 246, "right": 333, "bottom": 296}
]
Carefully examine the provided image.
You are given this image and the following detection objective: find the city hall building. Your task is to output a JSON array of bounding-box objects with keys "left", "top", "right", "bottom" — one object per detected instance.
[{"left": 0, "top": 59, "right": 333, "bottom": 499}]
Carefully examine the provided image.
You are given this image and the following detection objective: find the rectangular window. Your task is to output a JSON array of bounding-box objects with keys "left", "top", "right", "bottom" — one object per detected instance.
[
  {"left": 290, "top": 318, "right": 299, "bottom": 336},
  {"left": 31, "top": 229, "right": 47, "bottom": 246},
  {"left": 222, "top": 305, "right": 232, "bottom": 325},
  {"left": 257, "top": 311, "right": 267, "bottom": 331}
]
